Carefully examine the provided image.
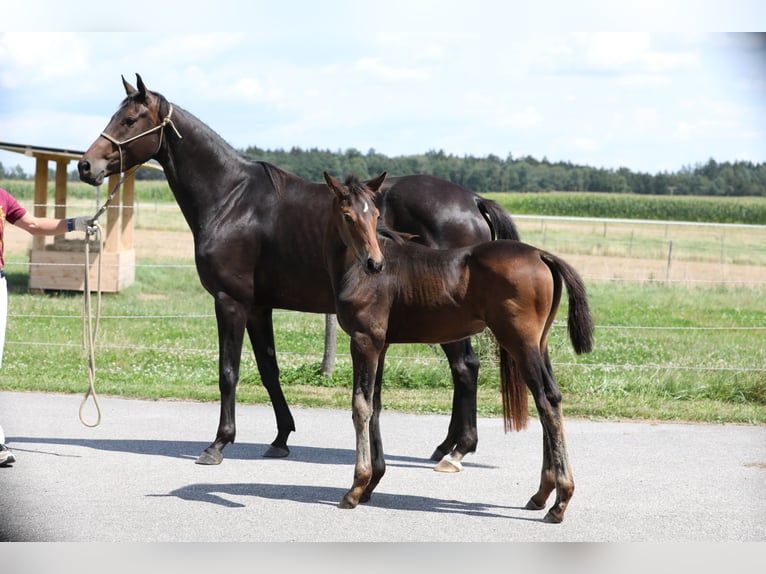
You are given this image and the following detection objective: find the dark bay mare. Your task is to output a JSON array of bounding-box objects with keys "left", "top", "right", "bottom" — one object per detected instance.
[
  {"left": 77, "top": 74, "right": 520, "bottom": 468},
  {"left": 323, "top": 172, "right": 594, "bottom": 523}
]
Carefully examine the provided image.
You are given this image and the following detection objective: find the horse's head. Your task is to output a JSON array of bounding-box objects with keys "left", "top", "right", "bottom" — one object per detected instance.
[
  {"left": 78, "top": 74, "right": 176, "bottom": 186},
  {"left": 323, "top": 171, "right": 387, "bottom": 274}
]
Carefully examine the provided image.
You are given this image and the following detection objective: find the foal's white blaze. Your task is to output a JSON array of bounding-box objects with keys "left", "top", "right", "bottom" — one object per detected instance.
[{"left": 363, "top": 201, "right": 369, "bottom": 213}]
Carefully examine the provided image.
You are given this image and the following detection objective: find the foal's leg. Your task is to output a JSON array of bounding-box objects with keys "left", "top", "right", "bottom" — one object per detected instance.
[
  {"left": 432, "top": 339, "right": 480, "bottom": 473},
  {"left": 340, "top": 332, "right": 381, "bottom": 509},
  {"left": 527, "top": 350, "right": 557, "bottom": 510},
  {"left": 526, "top": 431, "right": 555, "bottom": 511},
  {"left": 196, "top": 296, "right": 248, "bottom": 465},
  {"left": 247, "top": 308, "right": 296, "bottom": 458},
  {"left": 522, "top": 349, "right": 574, "bottom": 523},
  {"left": 361, "top": 345, "right": 388, "bottom": 503}
]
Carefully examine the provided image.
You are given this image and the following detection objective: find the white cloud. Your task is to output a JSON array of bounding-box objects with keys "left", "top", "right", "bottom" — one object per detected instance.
[
  {"left": 354, "top": 58, "right": 431, "bottom": 83},
  {"left": 0, "top": 33, "right": 88, "bottom": 88}
]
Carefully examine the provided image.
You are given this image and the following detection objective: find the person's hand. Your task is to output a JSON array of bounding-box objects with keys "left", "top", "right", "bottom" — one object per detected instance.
[{"left": 72, "top": 216, "right": 97, "bottom": 233}]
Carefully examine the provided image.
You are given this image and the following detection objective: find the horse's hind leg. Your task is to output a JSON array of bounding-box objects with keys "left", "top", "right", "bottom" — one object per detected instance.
[
  {"left": 526, "top": 349, "right": 558, "bottom": 509},
  {"left": 526, "top": 431, "right": 555, "bottom": 511},
  {"left": 247, "top": 309, "right": 296, "bottom": 458},
  {"left": 432, "top": 338, "right": 479, "bottom": 473},
  {"left": 523, "top": 351, "right": 574, "bottom": 523}
]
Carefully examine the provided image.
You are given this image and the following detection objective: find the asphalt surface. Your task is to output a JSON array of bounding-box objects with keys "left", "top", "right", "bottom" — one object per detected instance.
[{"left": 1, "top": 390, "right": 764, "bottom": 542}]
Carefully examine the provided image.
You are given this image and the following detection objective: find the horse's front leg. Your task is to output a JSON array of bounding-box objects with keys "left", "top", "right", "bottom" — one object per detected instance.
[
  {"left": 361, "top": 345, "right": 389, "bottom": 503},
  {"left": 247, "top": 308, "right": 295, "bottom": 458},
  {"left": 340, "top": 332, "right": 381, "bottom": 509},
  {"left": 196, "top": 296, "right": 248, "bottom": 465}
]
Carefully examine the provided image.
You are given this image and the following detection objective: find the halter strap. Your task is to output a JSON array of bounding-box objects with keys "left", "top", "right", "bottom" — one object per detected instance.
[{"left": 100, "top": 104, "right": 182, "bottom": 174}]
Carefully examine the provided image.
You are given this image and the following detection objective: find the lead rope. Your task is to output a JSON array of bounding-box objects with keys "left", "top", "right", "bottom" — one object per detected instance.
[
  {"left": 79, "top": 222, "right": 103, "bottom": 427},
  {"left": 78, "top": 167, "right": 138, "bottom": 427}
]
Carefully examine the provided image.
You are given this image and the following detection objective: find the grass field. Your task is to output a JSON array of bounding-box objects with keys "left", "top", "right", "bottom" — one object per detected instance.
[{"left": 0, "top": 183, "right": 764, "bottom": 425}]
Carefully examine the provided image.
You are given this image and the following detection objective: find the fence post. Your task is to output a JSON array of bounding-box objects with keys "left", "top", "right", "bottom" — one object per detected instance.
[
  {"left": 321, "top": 314, "right": 337, "bottom": 376},
  {"left": 665, "top": 240, "right": 673, "bottom": 284}
]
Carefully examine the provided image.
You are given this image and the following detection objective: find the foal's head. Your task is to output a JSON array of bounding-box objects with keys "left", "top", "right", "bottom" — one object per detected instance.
[{"left": 323, "top": 172, "right": 387, "bottom": 274}]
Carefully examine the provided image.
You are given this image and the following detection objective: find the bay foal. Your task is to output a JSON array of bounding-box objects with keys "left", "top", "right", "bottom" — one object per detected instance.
[{"left": 323, "top": 172, "right": 594, "bottom": 523}]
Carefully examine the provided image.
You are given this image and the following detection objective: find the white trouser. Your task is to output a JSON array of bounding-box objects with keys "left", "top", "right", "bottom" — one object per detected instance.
[
  {"left": 0, "top": 274, "right": 6, "bottom": 369},
  {"left": 0, "top": 275, "right": 6, "bottom": 444}
]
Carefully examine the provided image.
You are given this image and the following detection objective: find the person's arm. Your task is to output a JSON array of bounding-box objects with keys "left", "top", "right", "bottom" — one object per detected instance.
[{"left": 12, "top": 212, "right": 92, "bottom": 236}]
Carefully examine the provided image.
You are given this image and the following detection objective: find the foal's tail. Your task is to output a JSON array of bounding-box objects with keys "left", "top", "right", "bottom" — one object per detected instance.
[
  {"left": 541, "top": 252, "right": 595, "bottom": 355},
  {"left": 498, "top": 250, "right": 594, "bottom": 433}
]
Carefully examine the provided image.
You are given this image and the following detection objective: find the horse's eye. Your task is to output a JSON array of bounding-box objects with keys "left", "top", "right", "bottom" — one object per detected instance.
[
  {"left": 124, "top": 117, "right": 137, "bottom": 127},
  {"left": 343, "top": 213, "right": 353, "bottom": 223}
]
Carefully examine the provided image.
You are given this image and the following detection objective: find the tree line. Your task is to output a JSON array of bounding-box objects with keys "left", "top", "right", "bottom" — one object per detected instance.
[
  {"left": 2, "top": 148, "right": 764, "bottom": 196},
  {"left": 240, "top": 148, "right": 766, "bottom": 197}
]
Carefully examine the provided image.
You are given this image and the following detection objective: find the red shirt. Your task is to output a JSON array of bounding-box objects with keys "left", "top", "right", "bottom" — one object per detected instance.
[{"left": 0, "top": 188, "right": 28, "bottom": 270}]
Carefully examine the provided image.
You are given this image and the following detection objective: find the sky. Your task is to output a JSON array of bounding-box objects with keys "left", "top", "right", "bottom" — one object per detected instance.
[{"left": 1, "top": 1, "right": 765, "bottom": 177}]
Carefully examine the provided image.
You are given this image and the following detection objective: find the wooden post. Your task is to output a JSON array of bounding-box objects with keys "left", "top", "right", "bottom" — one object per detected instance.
[
  {"left": 53, "top": 159, "right": 68, "bottom": 246},
  {"left": 32, "top": 157, "right": 48, "bottom": 252},
  {"left": 665, "top": 240, "right": 673, "bottom": 285},
  {"left": 321, "top": 314, "right": 338, "bottom": 377},
  {"left": 120, "top": 173, "right": 135, "bottom": 251},
  {"left": 104, "top": 174, "right": 121, "bottom": 254}
]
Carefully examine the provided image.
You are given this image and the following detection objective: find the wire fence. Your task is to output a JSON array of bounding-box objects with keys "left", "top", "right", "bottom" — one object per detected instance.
[
  {"left": 4, "top": 212, "right": 765, "bottom": 377},
  {"left": 6, "top": 308, "right": 766, "bottom": 375}
]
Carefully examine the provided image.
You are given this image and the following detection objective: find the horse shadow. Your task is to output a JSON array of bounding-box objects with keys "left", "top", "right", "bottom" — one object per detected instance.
[
  {"left": 8, "top": 436, "right": 535, "bottom": 521},
  {"left": 6, "top": 436, "right": 495, "bottom": 469},
  {"left": 147, "top": 481, "right": 536, "bottom": 520}
]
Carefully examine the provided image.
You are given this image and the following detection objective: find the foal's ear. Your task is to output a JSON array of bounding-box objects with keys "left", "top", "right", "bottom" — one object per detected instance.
[
  {"left": 323, "top": 172, "right": 346, "bottom": 199},
  {"left": 122, "top": 75, "right": 137, "bottom": 96},
  {"left": 365, "top": 172, "right": 387, "bottom": 194}
]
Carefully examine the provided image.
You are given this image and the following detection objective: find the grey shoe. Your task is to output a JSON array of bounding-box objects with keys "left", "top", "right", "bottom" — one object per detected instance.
[{"left": 0, "top": 443, "right": 15, "bottom": 466}]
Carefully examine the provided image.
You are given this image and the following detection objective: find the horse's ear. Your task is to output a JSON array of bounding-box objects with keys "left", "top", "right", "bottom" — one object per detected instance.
[
  {"left": 365, "top": 172, "right": 387, "bottom": 194},
  {"left": 323, "top": 172, "right": 347, "bottom": 199},
  {"left": 122, "top": 75, "right": 137, "bottom": 96},
  {"left": 136, "top": 74, "right": 148, "bottom": 98}
]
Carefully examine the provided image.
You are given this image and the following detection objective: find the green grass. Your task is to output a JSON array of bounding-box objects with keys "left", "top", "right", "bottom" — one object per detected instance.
[
  {"left": 485, "top": 191, "right": 766, "bottom": 225},
  {"left": 1, "top": 259, "right": 764, "bottom": 425},
  {"left": 1, "top": 182, "right": 764, "bottom": 425},
  {"left": 510, "top": 217, "right": 766, "bottom": 267}
]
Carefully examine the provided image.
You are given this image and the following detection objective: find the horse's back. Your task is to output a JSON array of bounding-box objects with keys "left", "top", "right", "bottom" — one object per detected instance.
[
  {"left": 380, "top": 175, "right": 494, "bottom": 247},
  {"left": 467, "top": 241, "right": 555, "bottom": 300}
]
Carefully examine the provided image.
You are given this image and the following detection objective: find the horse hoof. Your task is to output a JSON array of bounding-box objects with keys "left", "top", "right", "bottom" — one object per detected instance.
[
  {"left": 434, "top": 455, "right": 462, "bottom": 473},
  {"left": 263, "top": 445, "right": 290, "bottom": 458},
  {"left": 543, "top": 511, "right": 564, "bottom": 524},
  {"left": 524, "top": 498, "right": 546, "bottom": 511},
  {"left": 430, "top": 447, "right": 447, "bottom": 462},
  {"left": 195, "top": 448, "right": 223, "bottom": 465},
  {"left": 338, "top": 496, "right": 358, "bottom": 509}
]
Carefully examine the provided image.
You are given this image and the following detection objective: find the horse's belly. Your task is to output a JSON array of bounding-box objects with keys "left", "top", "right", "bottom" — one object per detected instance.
[{"left": 386, "top": 310, "right": 485, "bottom": 344}]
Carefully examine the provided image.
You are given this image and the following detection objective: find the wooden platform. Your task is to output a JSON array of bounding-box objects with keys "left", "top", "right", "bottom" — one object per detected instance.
[
  {"left": 29, "top": 245, "right": 135, "bottom": 292},
  {"left": 0, "top": 140, "right": 161, "bottom": 293}
]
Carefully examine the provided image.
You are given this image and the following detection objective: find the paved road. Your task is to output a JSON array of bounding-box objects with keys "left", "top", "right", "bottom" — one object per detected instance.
[{"left": 1, "top": 390, "right": 764, "bottom": 542}]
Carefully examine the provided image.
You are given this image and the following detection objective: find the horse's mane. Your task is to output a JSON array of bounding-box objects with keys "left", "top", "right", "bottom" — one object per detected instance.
[{"left": 377, "top": 222, "right": 412, "bottom": 245}]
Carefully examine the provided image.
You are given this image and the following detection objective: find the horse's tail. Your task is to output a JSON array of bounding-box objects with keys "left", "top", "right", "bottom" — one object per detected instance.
[
  {"left": 499, "top": 345, "right": 528, "bottom": 432},
  {"left": 476, "top": 197, "right": 521, "bottom": 241},
  {"left": 541, "top": 252, "right": 595, "bottom": 355},
  {"left": 497, "top": 251, "right": 593, "bottom": 433}
]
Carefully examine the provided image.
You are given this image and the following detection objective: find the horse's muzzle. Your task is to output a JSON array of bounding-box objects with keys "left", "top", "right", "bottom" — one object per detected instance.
[
  {"left": 366, "top": 258, "right": 384, "bottom": 274},
  {"left": 77, "top": 158, "right": 106, "bottom": 186}
]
